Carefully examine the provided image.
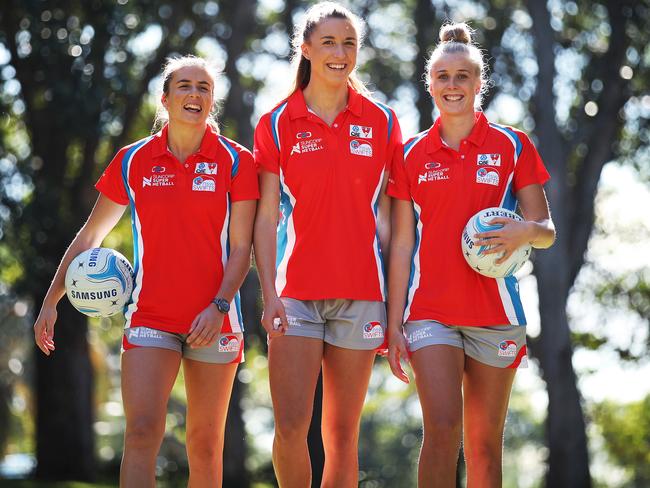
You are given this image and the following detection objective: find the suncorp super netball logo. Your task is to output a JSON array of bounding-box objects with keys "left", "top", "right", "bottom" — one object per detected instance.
[
  {"left": 218, "top": 335, "right": 240, "bottom": 352},
  {"left": 363, "top": 321, "right": 384, "bottom": 340}
]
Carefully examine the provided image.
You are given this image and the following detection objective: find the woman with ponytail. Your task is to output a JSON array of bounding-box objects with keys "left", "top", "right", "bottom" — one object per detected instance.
[
  {"left": 34, "top": 56, "right": 258, "bottom": 487},
  {"left": 253, "top": 2, "right": 402, "bottom": 486},
  {"left": 387, "top": 24, "right": 555, "bottom": 487}
]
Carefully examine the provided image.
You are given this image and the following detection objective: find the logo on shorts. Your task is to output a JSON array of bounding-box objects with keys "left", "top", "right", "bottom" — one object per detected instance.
[
  {"left": 350, "top": 124, "right": 373, "bottom": 139},
  {"left": 218, "top": 335, "right": 240, "bottom": 352},
  {"left": 285, "top": 316, "right": 301, "bottom": 327},
  {"left": 195, "top": 162, "right": 218, "bottom": 175},
  {"left": 192, "top": 176, "right": 216, "bottom": 192},
  {"left": 350, "top": 139, "right": 372, "bottom": 157},
  {"left": 497, "top": 340, "right": 517, "bottom": 358},
  {"left": 408, "top": 326, "right": 435, "bottom": 344},
  {"left": 127, "top": 327, "right": 164, "bottom": 340},
  {"left": 363, "top": 321, "right": 384, "bottom": 340}
]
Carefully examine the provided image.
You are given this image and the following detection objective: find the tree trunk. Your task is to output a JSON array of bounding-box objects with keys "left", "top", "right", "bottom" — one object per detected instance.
[
  {"left": 413, "top": 0, "right": 437, "bottom": 131},
  {"left": 224, "top": 379, "right": 249, "bottom": 488},
  {"left": 308, "top": 372, "right": 324, "bottom": 488},
  {"left": 535, "top": 250, "right": 590, "bottom": 487},
  {"left": 34, "top": 301, "right": 95, "bottom": 481}
]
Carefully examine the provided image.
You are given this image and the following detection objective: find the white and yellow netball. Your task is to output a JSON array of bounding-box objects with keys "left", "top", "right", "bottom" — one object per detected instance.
[
  {"left": 461, "top": 207, "right": 531, "bottom": 278},
  {"left": 65, "top": 247, "right": 134, "bottom": 317}
]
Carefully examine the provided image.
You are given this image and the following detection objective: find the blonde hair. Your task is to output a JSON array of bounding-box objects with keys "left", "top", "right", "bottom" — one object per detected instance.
[
  {"left": 152, "top": 55, "right": 221, "bottom": 133},
  {"left": 425, "top": 22, "right": 489, "bottom": 107},
  {"left": 288, "top": 1, "right": 370, "bottom": 96}
]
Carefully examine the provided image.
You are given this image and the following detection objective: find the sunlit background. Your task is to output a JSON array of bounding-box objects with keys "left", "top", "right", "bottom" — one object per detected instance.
[{"left": 0, "top": 0, "right": 648, "bottom": 487}]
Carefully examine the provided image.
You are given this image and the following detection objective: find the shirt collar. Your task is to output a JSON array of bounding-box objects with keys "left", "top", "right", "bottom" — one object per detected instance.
[
  {"left": 287, "top": 85, "right": 363, "bottom": 120},
  {"left": 426, "top": 112, "right": 490, "bottom": 153},
  {"left": 151, "top": 124, "right": 219, "bottom": 160}
]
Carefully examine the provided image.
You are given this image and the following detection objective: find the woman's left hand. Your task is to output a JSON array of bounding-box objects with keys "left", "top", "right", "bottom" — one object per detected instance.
[
  {"left": 474, "top": 217, "right": 533, "bottom": 264},
  {"left": 187, "top": 304, "right": 225, "bottom": 348}
]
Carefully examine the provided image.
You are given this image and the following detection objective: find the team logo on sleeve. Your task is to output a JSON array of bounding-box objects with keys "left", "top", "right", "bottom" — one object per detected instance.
[
  {"left": 350, "top": 124, "right": 373, "bottom": 139},
  {"left": 195, "top": 162, "right": 218, "bottom": 175},
  {"left": 497, "top": 340, "right": 517, "bottom": 358},
  {"left": 218, "top": 335, "right": 240, "bottom": 352},
  {"left": 362, "top": 321, "right": 384, "bottom": 339},
  {"left": 192, "top": 176, "right": 216, "bottom": 192},
  {"left": 476, "top": 167, "right": 499, "bottom": 186},
  {"left": 350, "top": 139, "right": 372, "bottom": 157},
  {"left": 477, "top": 153, "right": 501, "bottom": 166}
]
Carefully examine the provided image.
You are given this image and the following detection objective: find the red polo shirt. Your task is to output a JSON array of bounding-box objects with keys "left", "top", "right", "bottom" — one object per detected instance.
[
  {"left": 388, "top": 112, "right": 549, "bottom": 326},
  {"left": 254, "top": 87, "right": 402, "bottom": 301},
  {"left": 96, "top": 125, "right": 259, "bottom": 334}
]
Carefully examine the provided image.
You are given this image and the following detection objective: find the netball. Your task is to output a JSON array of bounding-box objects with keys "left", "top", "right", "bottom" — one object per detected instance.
[
  {"left": 65, "top": 247, "right": 134, "bottom": 317},
  {"left": 461, "top": 207, "right": 532, "bottom": 278}
]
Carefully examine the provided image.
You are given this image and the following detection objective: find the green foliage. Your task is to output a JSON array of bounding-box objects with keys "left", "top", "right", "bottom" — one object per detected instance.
[{"left": 593, "top": 396, "right": 650, "bottom": 487}]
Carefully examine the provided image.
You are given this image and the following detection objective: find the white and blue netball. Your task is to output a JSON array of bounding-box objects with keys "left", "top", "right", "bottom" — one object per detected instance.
[
  {"left": 65, "top": 248, "right": 134, "bottom": 317},
  {"left": 461, "top": 207, "right": 531, "bottom": 278}
]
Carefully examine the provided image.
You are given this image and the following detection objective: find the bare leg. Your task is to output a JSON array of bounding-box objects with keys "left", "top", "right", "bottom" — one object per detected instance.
[
  {"left": 463, "top": 356, "right": 516, "bottom": 488},
  {"left": 269, "top": 336, "right": 323, "bottom": 488},
  {"left": 410, "top": 345, "right": 465, "bottom": 488},
  {"left": 320, "top": 345, "right": 376, "bottom": 488},
  {"left": 183, "top": 358, "right": 238, "bottom": 488},
  {"left": 120, "top": 348, "right": 181, "bottom": 488}
]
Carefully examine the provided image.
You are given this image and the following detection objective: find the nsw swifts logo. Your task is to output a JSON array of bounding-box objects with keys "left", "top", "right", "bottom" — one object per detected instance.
[
  {"left": 363, "top": 321, "right": 384, "bottom": 340},
  {"left": 497, "top": 340, "right": 517, "bottom": 358},
  {"left": 218, "top": 335, "right": 240, "bottom": 352},
  {"left": 476, "top": 167, "right": 499, "bottom": 186},
  {"left": 350, "top": 139, "right": 372, "bottom": 157},
  {"left": 192, "top": 176, "right": 215, "bottom": 192}
]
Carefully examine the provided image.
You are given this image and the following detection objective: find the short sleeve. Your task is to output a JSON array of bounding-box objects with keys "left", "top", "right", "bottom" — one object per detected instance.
[
  {"left": 387, "top": 109, "right": 403, "bottom": 171},
  {"left": 95, "top": 148, "right": 130, "bottom": 205},
  {"left": 230, "top": 148, "right": 260, "bottom": 202},
  {"left": 387, "top": 126, "right": 412, "bottom": 201},
  {"left": 253, "top": 113, "right": 280, "bottom": 175},
  {"left": 513, "top": 133, "right": 550, "bottom": 192}
]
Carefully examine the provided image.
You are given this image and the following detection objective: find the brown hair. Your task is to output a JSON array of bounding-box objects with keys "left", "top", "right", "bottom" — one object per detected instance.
[
  {"left": 152, "top": 55, "right": 221, "bottom": 133},
  {"left": 288, "top": 1, "right": 370, "bottom": 96},
  {"left": 425, "top": 22, "right": 489, "bottom": 107}
]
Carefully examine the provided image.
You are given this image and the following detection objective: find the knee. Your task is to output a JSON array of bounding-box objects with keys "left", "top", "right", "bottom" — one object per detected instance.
[
  {"left": 322, "top": 423, "right": 358, "bottom": 455},
  {"left": 274, "top": 412, "right": 311, "bottom": 444},
  {"left": 124, "top": 415, "right": 165, "bottom": 451},
  {"left": 187, "top": 427, "right": 223, "bottom": 467},
  {"left": 464, "top": 437, "right": 503, "bottom": 468},
  {"left": 422, "top": 413, "right": 462, "bottom": 447}
]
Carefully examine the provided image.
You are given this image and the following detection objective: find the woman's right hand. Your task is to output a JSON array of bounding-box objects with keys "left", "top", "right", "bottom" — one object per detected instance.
[
  {"left": 387, "top": 326, "right": 410, "bottom": 384},
  {"left": 261, "top": 295, "right": 288, "bottom": 339},
  {"left": 34, "top": 303, "right": 57, "bottom": 356}
]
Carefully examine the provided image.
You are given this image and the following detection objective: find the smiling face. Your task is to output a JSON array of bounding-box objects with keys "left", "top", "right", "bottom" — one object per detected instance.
[
  {"left": 429, "top": 51, "right": 482, "bottom": 117},
  {"left": 161, "top": 65, "right": 214, "bottom": 127},
  {"left": 301, "top": 17, "right": 358, "bottom": 89}
]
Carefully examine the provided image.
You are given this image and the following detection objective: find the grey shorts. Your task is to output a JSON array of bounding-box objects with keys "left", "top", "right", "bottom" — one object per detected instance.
[
  {"left": 279, "top": 297, "right": 386, "bottom": 350},
  {"left": 123, "top": 326, "right": 244, "bottom": 364},
  {"left": 403, "top": 320, "right": 527, "bottom": 369}
]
